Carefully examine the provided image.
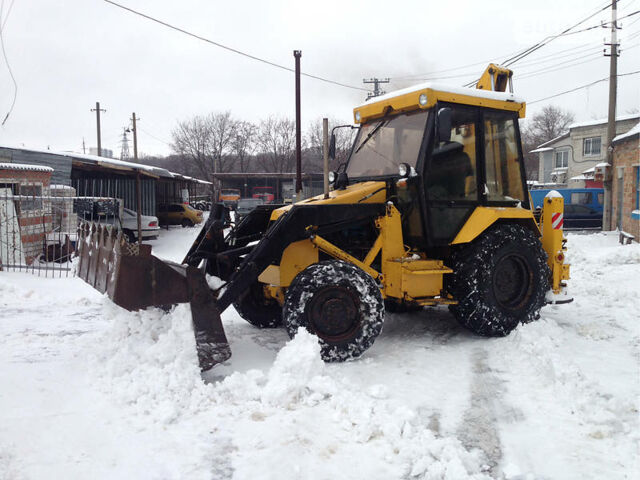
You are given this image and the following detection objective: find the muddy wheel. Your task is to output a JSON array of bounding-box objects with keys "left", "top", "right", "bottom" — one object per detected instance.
[
  {"left": 283, "top": 260, "right": 384, "bottom": 362},
  {"left": 181, "top": 218, "right": 194, "bottom": 228},
  {"left": 446, "top": 224, "right": 549, "bottom": 337},
  {"left": 233, "top": 282, "right": 282, "bottom": 328}
]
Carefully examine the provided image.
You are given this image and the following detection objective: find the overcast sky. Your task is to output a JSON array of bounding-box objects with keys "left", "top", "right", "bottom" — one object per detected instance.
[{"left": 0, "top": 0, "right": 638, "bottom": 158}]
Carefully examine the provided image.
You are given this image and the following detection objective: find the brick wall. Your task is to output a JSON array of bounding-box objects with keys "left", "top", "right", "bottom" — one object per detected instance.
[
  {"left": 0, "top": 168, "right": 53, "bottom": 264},
  {"left": 612, "top": 137, "right": 640, "bottom": 240}
]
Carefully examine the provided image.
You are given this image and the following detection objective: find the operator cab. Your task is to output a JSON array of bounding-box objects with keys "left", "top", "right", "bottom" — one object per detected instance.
[{"left": 340, "top": 83, "right": 529, "bottom": 248}]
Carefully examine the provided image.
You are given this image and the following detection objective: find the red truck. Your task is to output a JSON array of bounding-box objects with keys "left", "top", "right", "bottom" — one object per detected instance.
[{"left": 252, "top": 186, "right": 275, "bottom": 204}]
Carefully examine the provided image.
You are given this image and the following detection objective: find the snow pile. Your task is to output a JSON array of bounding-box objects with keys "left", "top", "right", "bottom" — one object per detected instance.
[
  {"left": 90, "top": 302, "right": 215, "bottom": 424},
  {"left": 92, "top": 312, "right": 490, "bottom": 479}
]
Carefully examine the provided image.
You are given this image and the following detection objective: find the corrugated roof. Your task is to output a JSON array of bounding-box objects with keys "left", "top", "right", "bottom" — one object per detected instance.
[
  {"left": 0, "top": 144, "right": 211, "bottom": 184},
  {"left": 0, "top": 162, "right": 54, "bottom": 173}
]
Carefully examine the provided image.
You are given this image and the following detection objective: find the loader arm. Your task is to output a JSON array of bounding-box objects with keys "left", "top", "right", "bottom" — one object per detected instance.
[{"left": 215, "top": 203, "right": 386, "bottom": 312}]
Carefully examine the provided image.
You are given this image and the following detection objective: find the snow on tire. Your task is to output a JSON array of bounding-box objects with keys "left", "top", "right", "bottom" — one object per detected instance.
[
  {"left": 283, "top": 260, "right": 385, "bottom": 362},
  {"left": 446, "top": 224, "right": 550, "bottom": 337}
]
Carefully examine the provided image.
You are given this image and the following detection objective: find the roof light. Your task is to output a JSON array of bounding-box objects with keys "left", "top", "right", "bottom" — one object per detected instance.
[
  {"left": 355, "top": 111, "right": 361, "bottom": 122},
  {"left": 419, "top": 93, "right": 428, "bottom": 106}
]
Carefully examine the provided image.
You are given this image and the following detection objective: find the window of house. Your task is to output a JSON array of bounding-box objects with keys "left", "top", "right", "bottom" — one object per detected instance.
[
  {"left": 555, "top": 150, "right": 569, "bottom": 168},
  {"left": 583, "top": 137, "right": 601, "bottom": 156}
]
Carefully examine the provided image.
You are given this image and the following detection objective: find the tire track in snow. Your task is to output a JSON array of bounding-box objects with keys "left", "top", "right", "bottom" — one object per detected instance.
[{"left": 457, "top": 347, "right": 519, "bottom": 476}]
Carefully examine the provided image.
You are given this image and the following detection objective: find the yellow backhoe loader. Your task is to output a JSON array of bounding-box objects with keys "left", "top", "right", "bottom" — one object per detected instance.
[{"left": 77, "top": 64, "right": 571, "bottom": 371}]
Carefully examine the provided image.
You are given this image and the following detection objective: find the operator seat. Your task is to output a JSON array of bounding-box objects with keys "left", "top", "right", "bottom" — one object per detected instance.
[{"left": 427, "top": 141, "right": 473, "bottom": 200}]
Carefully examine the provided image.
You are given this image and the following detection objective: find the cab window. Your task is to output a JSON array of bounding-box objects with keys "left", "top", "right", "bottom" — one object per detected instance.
[
  {"left": 426, "top": 108, "right": 478, "bottom": 201},
  {"left": 346, "top": 111, "right": 428, "bottom": 177},
  {"left": 483, "top": 112, "right": 525, "bottom": 203}
]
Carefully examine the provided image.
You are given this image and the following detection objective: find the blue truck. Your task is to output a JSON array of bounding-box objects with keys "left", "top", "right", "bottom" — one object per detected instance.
[{"left": 529, "top": 188, "right": 604, "bottom": 230}]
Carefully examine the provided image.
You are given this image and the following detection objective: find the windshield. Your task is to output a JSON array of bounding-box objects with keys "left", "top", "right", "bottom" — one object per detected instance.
[{"left": 346, "top": 110, "right": 428, "bottom": 177}]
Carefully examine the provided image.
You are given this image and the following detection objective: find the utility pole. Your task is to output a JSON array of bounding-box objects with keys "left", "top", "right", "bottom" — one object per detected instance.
[
  {"left": 90, "top": 102, "right": 106, "bottom": 156},
  {"left": 131, "top": 113, "right": 139, "bottom": 161},
  {"left": 603, "top": 0, "right": 619, "bottom": 231},
  {"left": 294, "top": 50, "right": 302, "bottom": 201},
  {"left": 131, "top": 112, "right": 142, "bottom": 245},
  {"left": 363, "top": 77, "right": 390, "bottom": 101},
  {"left": 82, "top": 137, "right": 86, "bottom": 154},
  {"left": 322, "top": 118, "right": 329, "bottom": 199}
]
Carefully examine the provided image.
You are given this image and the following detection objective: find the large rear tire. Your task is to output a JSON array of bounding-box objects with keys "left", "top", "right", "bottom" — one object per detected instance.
[
  {"left": 283, "top": 260, "right": 385, "bottom": 362},
  {"left": 233, "top": 282, "right": 282, "bottom": 328},
  {"left": 446, "top": 224, "right": 549, "bottom": 337}
]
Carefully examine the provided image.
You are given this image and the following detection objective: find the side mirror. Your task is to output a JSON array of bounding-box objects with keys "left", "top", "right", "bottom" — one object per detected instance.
[
  {"left": 329, "top": 133, "right": 336, "bottom": 160},
  {"left": 437, "top": 107, "right": 452, "bottom": 143}
]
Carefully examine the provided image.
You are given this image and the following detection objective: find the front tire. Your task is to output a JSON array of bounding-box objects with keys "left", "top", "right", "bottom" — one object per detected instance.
[
  {"left": 446, "top": 224, "right": 549, "bottom": 337},
  {"left": 181, "top": 218, "right": 194, "bottom": 228},
  {"left": 283, "top": 260, "right": 385, "bottom": 362},
  {"left": 233, "top": 282, "right": 282, "bottom": 328}
]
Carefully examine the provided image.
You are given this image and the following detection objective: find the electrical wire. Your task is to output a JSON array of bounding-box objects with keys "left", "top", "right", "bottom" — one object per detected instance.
[
  {"left": 528, "top": 70, "right": 640, "bottom": 104},
  {"left": 1, "top": 0, "right": 14, "bottom": 31},
  {"left": 103, "top": 0, "right": 368, "bottom": 92},
  {"left": 138, "top": 126, "right": 171, "bottom": 146},
  {"left": 501, "top": 1, "right": 615, "bottom": 67},
  {"left": 0, "top": 0, "right": 18, "bottom": 126}
]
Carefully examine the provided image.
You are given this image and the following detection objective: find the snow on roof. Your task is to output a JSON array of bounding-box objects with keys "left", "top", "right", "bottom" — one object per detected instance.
[
  {"left": 0, "top": 144, "right": 211, "bottom": 184},
  {"left": 0, "top": 162, "right": 53, "bottom": 173},
  {"left": 568, "top": 113, "right": 640, "bottom": 130},
  {"left": 530, "top": 147, "right": 553, "bottom": 153},
  {"left": 535, "top": 132, "right": 570, "bottom": 149},
  {"left": 613, "top": 121, "right": 640, "bottom": 143},
  {"left": 356, "top": 81, "right": 524, "bottom": 110}
]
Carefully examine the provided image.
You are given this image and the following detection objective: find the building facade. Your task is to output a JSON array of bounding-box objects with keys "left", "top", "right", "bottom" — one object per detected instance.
[
  {"left": 611, "top": 122, "right": 640, "bottom": 237},
  {"left": 532, "top": 114, "right": 639, "bottom": 187}
]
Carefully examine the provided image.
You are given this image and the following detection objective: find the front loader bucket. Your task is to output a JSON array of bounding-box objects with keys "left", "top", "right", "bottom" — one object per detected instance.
[{"left": 77, "top": 222, "right": 231, "bottom": 371}]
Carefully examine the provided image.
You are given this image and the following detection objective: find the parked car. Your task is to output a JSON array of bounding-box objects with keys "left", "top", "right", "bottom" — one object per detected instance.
[
  {"left": 236, "top": 197, "right": 264, "bottom": 222},
  {"left": 119, "top": 208, "right": 160, "bottom": 242},
  {"left": 563, "top": 204, "right": 603, "bottom": 230},
  {"left": 529, "top": 188, "right": 604, "bottom": 213},
  {"left": 157, "top": 203, "right": 203, "bottom": 227}
]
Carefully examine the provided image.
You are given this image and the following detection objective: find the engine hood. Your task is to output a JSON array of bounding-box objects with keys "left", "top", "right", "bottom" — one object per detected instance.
[{"left": 269, "top": 181, "right": 387, "bottom": 221}]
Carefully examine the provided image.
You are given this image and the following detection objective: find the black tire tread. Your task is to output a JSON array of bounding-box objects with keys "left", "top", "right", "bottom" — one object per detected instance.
[{"left": 447, "top": 223, "right": 550, "bottom": 337}]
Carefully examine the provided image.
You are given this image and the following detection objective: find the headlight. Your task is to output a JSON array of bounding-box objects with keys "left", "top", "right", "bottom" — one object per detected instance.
[
  {"left": 419, "top": 93, "right": 428, "bottom": 106},
  {"left": 398, "top": 163, "right": 410, "bottom": 178},
  {"left": 354, "top": 111, "right": 361, "bottom": 122},
  {"left": 328, "top": 171, "right": 337, "bottom": 184}
]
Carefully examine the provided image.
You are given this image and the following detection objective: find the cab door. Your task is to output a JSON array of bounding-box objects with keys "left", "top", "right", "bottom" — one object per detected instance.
[{"left": 423, "top": 104, "right": 481, "bottom": 245}]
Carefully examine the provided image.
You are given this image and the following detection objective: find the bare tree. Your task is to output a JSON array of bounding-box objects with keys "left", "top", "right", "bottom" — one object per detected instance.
[
  {"left": 521, "top": 105, "right": 574, "bottom": 181},
  {"left": 230, "top": 121, "right": 257, "bottom": 173},
  {"left": 171, "top": 115, "right": 213, "bottom": 181},
  {"left": 306, "top": 117, "right": 357, "bottom": 171},
  {"left": 256, "top": 117, "right": 297, "bottom": 173},
  {"left": 209, "top": 111, "right": 237, "bottom": 174},
  {"left": 524, "top": 105, "right": 574, "bottom": 147}
]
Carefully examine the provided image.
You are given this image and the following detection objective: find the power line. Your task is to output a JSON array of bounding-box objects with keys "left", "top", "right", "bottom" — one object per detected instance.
[
  {"left": 502, "top": 1, "right": 614, "bottom": 67},
  {"left": 0, "top": 0, "right": 17, "bottom": 126},
  {"left": 138, "top": 126, "right": 171, "bottom": 146},
  {"left": 528, "top": 70, "right": 640, "bottom": 104},
  {"left": 103, "top": 0, "right": 368, "bottom": 92}
]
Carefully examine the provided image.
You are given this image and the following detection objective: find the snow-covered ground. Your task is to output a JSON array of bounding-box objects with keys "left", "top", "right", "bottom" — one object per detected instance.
[{"left": 0, "top": 227, "right": 638, "bottom": 479}]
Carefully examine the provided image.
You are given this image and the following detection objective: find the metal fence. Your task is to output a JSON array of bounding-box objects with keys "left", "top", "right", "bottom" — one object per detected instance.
[{"left": 0, "top": 183, "right": 121, "bottom": 276}]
